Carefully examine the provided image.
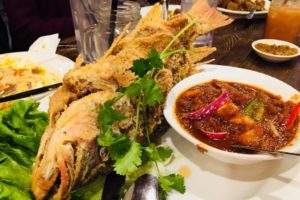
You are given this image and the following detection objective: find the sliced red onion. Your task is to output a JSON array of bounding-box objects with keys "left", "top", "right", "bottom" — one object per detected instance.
[
  {"left": 184, "top": 90, "right": 230, "bottom": 120},
  {"left": 201, "top": 129, "right": 228, "bottom": 140}
]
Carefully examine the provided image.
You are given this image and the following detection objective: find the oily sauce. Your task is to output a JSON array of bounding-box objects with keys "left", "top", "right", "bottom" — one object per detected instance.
[{"left": 175, "top": 80, "right": 299, "bottom": 153}]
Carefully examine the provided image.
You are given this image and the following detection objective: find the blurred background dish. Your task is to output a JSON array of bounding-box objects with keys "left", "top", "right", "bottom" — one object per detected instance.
[
  {"left": 218, "top": 0, "right": 265, "bottom": 12},
  {"left": 0, "top": 51, "right": 74, "bottom": 108},
  {"left": 217, "top": 0, "right": 270, "bottom": 16},
  {"left": 252, "top": 39, "right": 300, "bottom": 62},
  {"left": 140, "top": 4, "right": 181, "bottom": 17}
]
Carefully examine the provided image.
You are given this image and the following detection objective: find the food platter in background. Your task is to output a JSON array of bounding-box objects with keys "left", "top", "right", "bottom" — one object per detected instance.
[
  {"left": 140, "top": 1, "right": 270, "bottom": 19},
  {"left": 140, "top": 4, "right": 181, "bottom": 17},
  {"left": 0, "top": 52, "right": 74, "bottom": 103},
  {"left": 217, "top": 0, "right": 271, "bottom": 17}
]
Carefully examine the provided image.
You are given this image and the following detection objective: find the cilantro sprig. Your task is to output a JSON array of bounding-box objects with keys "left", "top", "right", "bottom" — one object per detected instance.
[
  {"left": 131, "top": 49, "right": 163, "bottom": 78},
  {"left": 97, "top": 17, "right": 200, "bottom": 198},
  {"left": 159, "top": 174, "right": 186, "bottom": 193},
  {"left": 97, "top": 49, "right": 184, "bottom": 196},
  {"left": 125, "top": 77, "right": 164, "bottom": 107}
]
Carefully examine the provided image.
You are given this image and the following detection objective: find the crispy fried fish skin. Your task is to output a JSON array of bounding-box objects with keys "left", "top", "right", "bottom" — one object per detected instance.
[
  {"left": 49, "top": 2, "right": 232, "bottom": 123},
  {"left": 61, "top": 1, "right": 232, "bottom": 102},
  {"left": 32, "top": 91, "right": 117, "bottom": 200}
]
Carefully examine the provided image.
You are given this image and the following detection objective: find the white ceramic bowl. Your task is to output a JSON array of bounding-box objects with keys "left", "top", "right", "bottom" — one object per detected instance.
[
  {"left": 164, "top": 64, "right": 300, "bottom": 165},
  {"left": 252, "top": 39, "right": 300, "bottom": 62}
]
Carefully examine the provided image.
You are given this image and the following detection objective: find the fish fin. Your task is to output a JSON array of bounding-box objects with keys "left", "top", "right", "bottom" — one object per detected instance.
[{"left": 188, "top": 0, "right": 233, "bottom": 32}]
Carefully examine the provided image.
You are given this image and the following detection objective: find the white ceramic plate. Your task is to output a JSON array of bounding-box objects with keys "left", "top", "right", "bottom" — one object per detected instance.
[
  {"left": 140, "top": 4, "right": 181, "bottom": 17},
  {"left": 162, "top": 127, "right": 300, "bottom": 200},
  {"left": 217, "top": 0, "right": 270, "bottom": 16},
  {"left": 0, "top": 51, "right": 74, "bottom": 101},
  {"left": 36, "top": 64, "right": 300, "bottom": 200},
  {"left": 164, "top": 64, "right": 300, "bottom": 165},
  {"left": 252, "top": 39, "right": 300, "bottom": 62},
  {"left": 0, "top": 51, "right": 74, "bottom": 78}
]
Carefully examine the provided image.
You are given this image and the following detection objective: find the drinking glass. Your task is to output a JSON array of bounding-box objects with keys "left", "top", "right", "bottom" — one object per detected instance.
[
  {"left": 264, "top": 0, "right": 300, "bottom": 44},
  {"left": 181, "top": 0, "right": 219, "bottom": 47},
  {"left": 70, "top": 0, "right": 140, "bottom": 63}
]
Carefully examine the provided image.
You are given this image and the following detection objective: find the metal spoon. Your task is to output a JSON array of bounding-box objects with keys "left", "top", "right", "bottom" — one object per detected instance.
[
  {"left": 232, "top": 145, "right": 300, "bottom": 159},
  {"left": 245, "top": 8, "right": 256, "bottom": 20},
  {"left": 124, "top": 174, "right": 160, "bottom": 200}
]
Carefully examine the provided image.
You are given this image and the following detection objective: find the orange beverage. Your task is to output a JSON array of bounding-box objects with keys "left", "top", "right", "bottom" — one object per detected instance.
[{"left": 264, "top": 2, "right": 300, "bottom": 44}]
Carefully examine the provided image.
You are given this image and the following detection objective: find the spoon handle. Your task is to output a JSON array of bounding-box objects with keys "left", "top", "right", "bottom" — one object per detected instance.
[
  {"left": 231, "top": 145, "right": 300, "bottom": 159},
  {"left": 245, "top": 8, "right": 256, "bottom": 19}
]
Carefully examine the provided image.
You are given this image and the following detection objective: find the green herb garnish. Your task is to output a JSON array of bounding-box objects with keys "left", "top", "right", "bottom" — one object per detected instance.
[
  {"left": 97, "top": 49, "right": 184, "bottom": 196},
  {"left": 131, "top": 49, "right": 163, "bottom": 78},
  {"left": 97, "top": 18, "right": 199, "bottom": 198},
  {"left": 159, "top": 174, "right": 186, "bottom": 193}
]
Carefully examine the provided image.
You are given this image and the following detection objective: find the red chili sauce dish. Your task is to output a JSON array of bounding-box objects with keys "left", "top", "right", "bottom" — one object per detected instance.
[{"left": 175, "top": 79, "right": 300, "bottom": 154}]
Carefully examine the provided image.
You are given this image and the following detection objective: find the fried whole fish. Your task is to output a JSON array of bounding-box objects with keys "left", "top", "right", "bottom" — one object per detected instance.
[{"left": 32, "top": 1, "right": 233, "bottom": 199}]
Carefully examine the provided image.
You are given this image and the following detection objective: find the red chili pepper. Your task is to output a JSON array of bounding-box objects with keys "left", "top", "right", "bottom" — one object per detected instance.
[{"left": 286, "top": 102, "right": 300, "bottom": 130}]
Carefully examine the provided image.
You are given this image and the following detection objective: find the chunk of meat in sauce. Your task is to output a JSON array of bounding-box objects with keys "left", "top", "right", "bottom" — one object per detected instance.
[
  {"left": 216, "top": 101, "right": 239, "bottom": 119},
  {"left": 238, "top": 125, "right": 264, "bottom": 147},
  {"left": 230, "top": 114, "right": 255, "bottom": 126},
  {"left": 214, "top": 80, "right": 252, "bottom": 105}
]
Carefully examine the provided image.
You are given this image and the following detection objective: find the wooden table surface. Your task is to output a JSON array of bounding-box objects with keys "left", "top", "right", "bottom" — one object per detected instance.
[
  {"left": 210, "top": 17, "right": 300, "bottom": 91},
  {"left": 57, "top": 17, "right": 300, "bottom": 91}
]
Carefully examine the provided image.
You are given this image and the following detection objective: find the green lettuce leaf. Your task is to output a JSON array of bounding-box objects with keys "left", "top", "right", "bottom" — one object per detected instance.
[
  {"left": 0, "top": 143, "right": 34, "bottom": 167},
  {"left": 0, "top": 101, "right": 48, "bottom": 153},
  {"left": 0, "top": 152, "right": 31, "bottom": 190},
  {"left": 0, "top": 182, "right": 32, "bottom": 200},
  {"left": 71, "top": 175, "right": 106, "bottom": 200},
  {"left": 0, "top": 100, "right": 48, "bottom": 199}
]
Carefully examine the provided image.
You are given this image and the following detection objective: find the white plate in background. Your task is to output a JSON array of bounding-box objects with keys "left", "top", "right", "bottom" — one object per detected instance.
[
  {"left": 0, "top": 51, "right": 74, "bottom": 77},
  {"left": 217, "top": 0, "right": 270, "bottom": 16},
  {"left": 0, "top": 51, "right": 74, "bottom": 101},
  {"left": 140, "top": 4, "right": 181, "bottom": 17}
]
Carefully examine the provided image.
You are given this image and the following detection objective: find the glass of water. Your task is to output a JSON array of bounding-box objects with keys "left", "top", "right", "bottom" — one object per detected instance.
[
  {"left": 181, "top": 0, "right": 219, "bottom": 47},
  {"left": 70, "top": 0, "right": 140, "bottom": 63}
]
